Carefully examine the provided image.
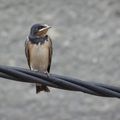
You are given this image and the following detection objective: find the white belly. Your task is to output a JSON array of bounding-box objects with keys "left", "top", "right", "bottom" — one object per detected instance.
[{"left": 30, "top": 43, "right": 49, "bottom": 71}]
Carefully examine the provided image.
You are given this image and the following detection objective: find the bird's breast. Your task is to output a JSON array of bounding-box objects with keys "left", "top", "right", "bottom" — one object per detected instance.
[{"left": 29, "top": 41, "right": 49, "bottom": 71}]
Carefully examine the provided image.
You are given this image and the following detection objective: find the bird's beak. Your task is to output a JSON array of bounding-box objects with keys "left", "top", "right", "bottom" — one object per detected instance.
[
  {"left": 37, "top": 24, "right": 51, "bottom": 36},
  {"left": 38, "top": 25, "right": 51, "bottom": 32}
]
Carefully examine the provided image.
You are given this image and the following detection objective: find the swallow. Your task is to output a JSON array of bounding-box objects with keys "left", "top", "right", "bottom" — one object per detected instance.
[{"left": 25, "top": 24, "right": 52, "bottom": 93}]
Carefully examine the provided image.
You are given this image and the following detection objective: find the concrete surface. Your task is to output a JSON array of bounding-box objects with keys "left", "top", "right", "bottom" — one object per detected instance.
[{"left": 0, "top": 0, "right": 120, "bottom": 120}]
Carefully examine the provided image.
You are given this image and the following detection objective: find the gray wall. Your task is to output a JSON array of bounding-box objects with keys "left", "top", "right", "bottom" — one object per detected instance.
[{"left": 0, "top": 0, "right": 120, "bottom": 120}]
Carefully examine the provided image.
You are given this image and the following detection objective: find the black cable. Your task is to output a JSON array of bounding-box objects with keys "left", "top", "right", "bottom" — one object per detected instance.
[
  {"left": 1, "top": 66, "right": 99, "bottom": 95},
  {"left": 12, "top": 68, "right": 116, "bottom": 97},
  {"left": 0, "top": 65, "right": 120, "bottom": 98}
]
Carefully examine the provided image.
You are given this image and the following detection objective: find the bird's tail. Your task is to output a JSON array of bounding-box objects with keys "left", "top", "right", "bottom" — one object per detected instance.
[{"left": 36, "top": 84, "right": 50, "bottom": 94}]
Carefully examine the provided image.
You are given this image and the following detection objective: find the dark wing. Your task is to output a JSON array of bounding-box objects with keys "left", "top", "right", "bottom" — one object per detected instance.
[
  {"left": 47, "top": 37, "right": 53, "bottom": 72},
  {"left": 25, "top": 38, "right": 31, "bottom": 69}
]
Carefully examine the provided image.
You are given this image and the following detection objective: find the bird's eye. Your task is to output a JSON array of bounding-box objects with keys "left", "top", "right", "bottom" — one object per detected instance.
[{"left": 39, "top": 26, "right": 44, "bottom": 29}]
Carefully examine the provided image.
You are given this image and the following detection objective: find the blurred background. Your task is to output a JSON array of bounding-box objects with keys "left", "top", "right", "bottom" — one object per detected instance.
[{"left": 0, "top": 0, "right": 120, "bottom": 119}]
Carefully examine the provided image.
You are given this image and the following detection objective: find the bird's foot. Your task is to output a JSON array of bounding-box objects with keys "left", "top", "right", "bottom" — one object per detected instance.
[{"left": 44, "top": 71, "right": 50, "bottom": 77}]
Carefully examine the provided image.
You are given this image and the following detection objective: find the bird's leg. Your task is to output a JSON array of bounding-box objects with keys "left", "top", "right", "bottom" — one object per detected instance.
[{"left": 44, "top": 71, "right": 50, "bottom": 77}]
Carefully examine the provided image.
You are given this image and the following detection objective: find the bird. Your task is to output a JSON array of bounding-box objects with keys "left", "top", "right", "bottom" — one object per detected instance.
[{"left": 25, "top": 23, "right": 52, "bottom": 93}]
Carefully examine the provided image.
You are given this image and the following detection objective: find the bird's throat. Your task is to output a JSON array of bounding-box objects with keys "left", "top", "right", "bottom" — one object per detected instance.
[{"left": 29, "top": 35, "right": 48, "bottom": 45}]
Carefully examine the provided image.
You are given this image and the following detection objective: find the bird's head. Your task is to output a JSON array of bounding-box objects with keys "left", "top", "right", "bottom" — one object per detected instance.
[{"left": 30, "top": 24, "right": 51, "bottom": 37}]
